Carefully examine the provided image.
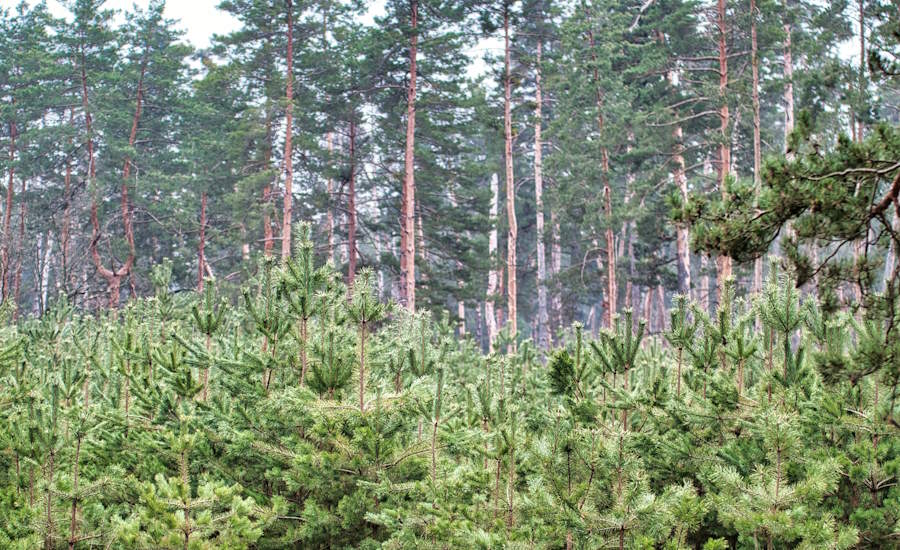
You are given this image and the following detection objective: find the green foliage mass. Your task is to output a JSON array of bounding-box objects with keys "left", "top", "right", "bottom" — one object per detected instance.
[{"left": 0, "top": 226, "right": 898, "bottom": 549}]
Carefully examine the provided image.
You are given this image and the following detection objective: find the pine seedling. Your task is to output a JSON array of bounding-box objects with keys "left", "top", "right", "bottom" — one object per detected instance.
[
  {"left": 191, "top": 279, "right": 225, "bottom": 401},
  {"left": 594, "top": 310, "right": 645, "bottom": 430},
  {"left": 280, "top": 222, "right": 329, "bottom": 386},
  {"left": 347, "top": 268, "right": 386, "bottom": 412},
  {"left": 243, "top": 257, "right": 291, "bottom": 393},
  {"left": 665, "top": 295, "right": 697, "bottom": 398}
]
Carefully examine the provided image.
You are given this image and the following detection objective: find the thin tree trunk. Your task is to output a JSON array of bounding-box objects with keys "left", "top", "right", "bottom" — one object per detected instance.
[
  {"left": 716, "top": 0, "right": 733, "bottom": 303},
  {"left": 401, "top": 0, "right": 418, "bottom": 310},
  {"left": 89, "top": 56, "right": 141, "bottom": 308},
  {"left": 503, "top": 5, "right": 518, "bottom": 351},
  {"left": 348, "top": 119, "right": 357, "bottom": 286},
  {"left": 281, "top": 0, "right": 294, "bottom": 259},
  {"left": 327, "top": 132, "right": 335, "bottom": 262},
  {"left": 263, "top": 114, "right": 275, "bottom": 257},
  {"left": 67, "top": 436, "right": 82, "bottom": 550},
  {"left": 358, "top": 322, "right": 367, "bottom": 413},
  {"left": 857, "top": 0, "right": 866, "bottom": 141},
  {"left": 551, "top": 212, "right": 562, "bottom": 335},
  {"left": 12, "top": 176, "right": 25, "bottom": 314},
  {"left": 750, "top": 0, "right": 764, "bottom": 294},
  {"left": 587, "top": 13, "right": 616, "bottom": 328},
  {"left": 2, "top": 116, "right": 16, "bottom": 301},
  {"left": 198, "top": 192, "right": 207, "bottom": 291},
  {"left": 700, "top": 255, "right": 710, "bottom": 314},
  {"left": 60, "top": 108, "right": 74, "bottom": 295},
  {"left": 534, "top": 40, "right": 549, "bottom": 350},
  {"left": 783, "top": 0, "right": 795, "bottom": 145},
  {"left": 486, "top": 174, "right": 500, "bottom": 351}
]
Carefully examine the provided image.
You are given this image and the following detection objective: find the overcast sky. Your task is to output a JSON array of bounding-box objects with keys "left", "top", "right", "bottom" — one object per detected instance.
[{"left": 0, "top": 0, "right": 242, "bottom": 48}]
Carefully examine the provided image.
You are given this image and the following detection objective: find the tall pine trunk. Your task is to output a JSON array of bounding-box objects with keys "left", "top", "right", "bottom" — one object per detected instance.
[
  {"left": 327, "top": 132, "right": 335, "bottom": 261},
  {"left": 401, "top": 0, "right": 418, "bottom": 310},
  {"left": 348, "top": 119, "right": 357, "bottom": 286},
  {"left": 281, "top": 0, "right": 294, "bottom": 259},
  {"left": 752, "top": 0, "right": 763, "bottom": 293},
  {"left": 87, "top": 47, "right": 139, "bottom": 308},
  {"left": 587, "top": 13, "right": 616, "bottom": 328},
  {"left": 198, "top": 192, "right": 207, "bottom": 291},
  {"left": 715, "top": 0, "right": 733, "bottom": 303},
  {"left": 503, "top": 5, "right": 518, "bottom": 351},
  {"left": 783, "top": 0, "right": 795, "bottom": 144},
  {"left": 534, "top": 39, "right": 549, "bottom": 350},
  {"left": 2, "top": 117, "right": 16, "bottom": 301},
  {"left": 486, "top": 174, "right": 500, "bottom": 351}
]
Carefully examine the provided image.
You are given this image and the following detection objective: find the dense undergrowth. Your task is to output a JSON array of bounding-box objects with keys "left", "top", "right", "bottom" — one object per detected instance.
[{"left": 1, "top": 227, "right": 898, "bottom": 549}]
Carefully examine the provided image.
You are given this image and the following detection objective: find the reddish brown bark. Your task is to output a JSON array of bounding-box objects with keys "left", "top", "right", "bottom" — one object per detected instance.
[{"left": 89, "top": 60, "right": 142, "bottom": 308}]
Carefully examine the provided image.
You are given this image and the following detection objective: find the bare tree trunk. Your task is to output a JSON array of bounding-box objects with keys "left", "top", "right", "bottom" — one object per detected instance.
[
  {"left": 263, "top": 115, "right": 275, "bottom": 257},
  {"left": 198, "top": 192, "right": 207, "bottom": 291},
  {"left": 281, "top": 0, "right": 294, "bottom": 259},
  {"left": 783, "top": 0, "right": 795, "bottom": 145},
  {"left": 60, "top": 109, "right": 74, "bottom": 295},
  {"left": 700, "top": 255, "right": 710, "bottom": 315},
  {"left": 551, "top": 211, "right": 562, "bottom": 335},
  {"left": 348, "top": 119, "right": 357, "bottom": 286},
  {"left": 401, "top": 0, "right": 418, "bottom": 311},
  {"left": 716, "top": 0, "right": 733, "bottom": 304},
  {"left": 486, "top": 174, "right": 500, "bottom": 351},
  {"left": 503, "top": 5, "right": 518, "bottom": 351},
  {"left": 748, "top": 0, "right": 764, "bottom": 295},
  {"left": 327, "top": 132, "right": 335, "bottom": 262},
  {"left": 2, "top": 116, "right": 15, "bottom": 301},
  {"left": 13, "top": 177, "right": 26, "bottom": 314},
  {"left": 587, "top": 13, "right": 617, "bottom": 328},
  {"left": 857, "top": 0, "right": 866, "bottom": 141},
  {"left": 534, "top": 39, "right": 549, "bottom": 350}
]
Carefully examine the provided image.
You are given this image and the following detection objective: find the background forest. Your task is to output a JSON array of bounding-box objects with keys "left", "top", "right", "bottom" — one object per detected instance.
[{"left": 2, "top": 0, "right": 900, "bottom": 548}]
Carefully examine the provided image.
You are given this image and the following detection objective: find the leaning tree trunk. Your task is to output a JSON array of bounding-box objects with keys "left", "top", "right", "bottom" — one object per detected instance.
[
  {"left": 281, "top": 0, "right": 294, "bottom": 260},
  {"left": 401, "top": 0, "right": 418, "bottom": 311},
  {"left": 503, "top": 5, "right": 518, "bottom": 351}
]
